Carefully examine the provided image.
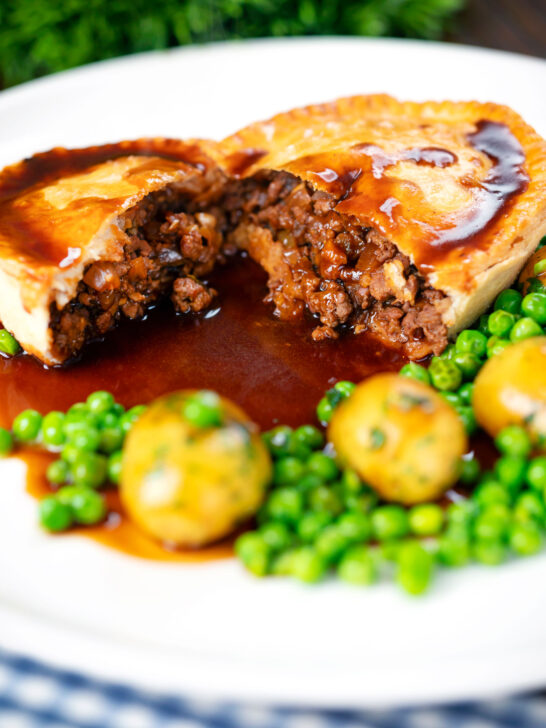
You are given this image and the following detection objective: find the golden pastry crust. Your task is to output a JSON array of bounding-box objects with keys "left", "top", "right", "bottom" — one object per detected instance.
[
  {"left": 0, "top": 139, "right": 221, "bottom": 364},
  {"left": 215, "top": 95, "right": 546, "bottom": 334}
]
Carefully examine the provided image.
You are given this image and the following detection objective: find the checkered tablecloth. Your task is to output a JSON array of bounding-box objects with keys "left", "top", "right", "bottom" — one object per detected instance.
[{"left": 1, "top": 649, "right": 546, "bottom": 728}]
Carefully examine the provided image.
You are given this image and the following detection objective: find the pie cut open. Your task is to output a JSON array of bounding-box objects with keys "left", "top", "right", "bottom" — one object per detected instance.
[
  {"left": 213, "top": 95, "right": 546, "bottom": 357},
  {"left": 0, "top": 95, "right": 545, "bottom": 366},
  {"left": 0, "top": 140, "right": 226, "bottom": 365}
]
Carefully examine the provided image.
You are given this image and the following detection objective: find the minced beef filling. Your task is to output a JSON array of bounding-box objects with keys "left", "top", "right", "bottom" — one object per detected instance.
[
  {"left": 223, "top": 171, "right": 448, "bottom": 359},
  {"left": 50, "top": 187, "right": 224, "bottom": 359},
  {"left": 50, "top": 169, "right": 448, "bottom": 361}
]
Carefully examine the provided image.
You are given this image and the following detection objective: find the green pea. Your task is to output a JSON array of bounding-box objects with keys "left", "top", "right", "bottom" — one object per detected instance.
[
  {"left": 41, "top": 411, "right": 66, "bottom": 448},
  {"left": 235, "top": 532, "right": 270, "bottom": 577},
  {"left": 380, "top": 539, "right": 404, "bottom": 561},
  {"left": 334, "top": 381, "right": 356, "bottom": 398},
  {"left": 472, "top": 513, "right": 507, "bottom": 542},
  {"left": 0, "top": 427, "right": 13, "bottom": 456},
  {"left": 438, "top": 532, "right": 471, "bottom": 567},
  {"left": 440, "top": 392, "right": 462, "bottom": 407},
  {"left": 452, "top": 352, "right": 482, "bottom": 380},
  {"left": 509, "top": 521, "right": 543, "bottom": 556},
  {"left": 336, "top": 511, "right": 372, "bottom": 543},
  {"left": 371, "top": 505, "right": 409, "bottom": 541},
  {"left": 86, "top": 390, "right": 115, "bottom": 416},
  {"left": 98, "top": 411, "right": 120, "bottom": 429},
  {"left": 316, "top": 396, "right": 335, "bottom": 425},
  {"left": 46, "top": 458, "right": 70, "bottom": 485},
  {"left": 289, "top": 547, "right": 327, "bottom": 583},
  {"left": 534, "top": 258, "right": 546, "bottom": 275},
  {"left": 340, "top": 468, "right": 362, "bottom": 494},
  {"left": 521, "top": 293, "right": 546, "bottom": 325},
  {"left": 495, "top": 425, "right": 532, "bottom": 458},
  {"left": 472, "top": 539, "right": 506, "bottom": 565},
  {"left": 513, "top": 491, "right": 545, "bottom": 524},
  {"left": 315, "top": 524, "right": 349, "bottom": 563},
  {"left": 70, "top": 488, "right": 106, "bottom": 525},
  {"left": 107, "top": 450, "right": 123, "bottom": 484},
  {"left": 396, "top": 541, "right": 435, "bottom": 595},
  {"left": 447, "top": 500, "right": 477, "bottom": 526},
  {"left": 182, "top": 390, "right": 222, "bottom": 428},
  {"left": 99, "top": 425, "right": 124, "bottom": 454},
  {"left": 263, "top": 426, "right": 293, "bottom": 457},
  {"left": 271, "top": 548, "right": 299, "bottom": 576},
  {"left": 459, "top": 457, "right": 480, "bottom": 484},
  {"left": 399, "top": 362, "right": 430, "bottom": 385},
  {"left": 325, "top": 387, "right": 343, "bottom": 407},
  {"left": 307, "top": 485, "right": 344, "bottom": 516},
  {"left": 13, "top": 409, "right": 43, "bottom": 442},
  {"left": 487, "top": 338, "right": 511, "bottom": 358},
  {"left": 527, "top": 456, "right": 546, "bottom": 491},
  {"left": 0, "top": 329, "right": 21, "bottom": 356},
  {"left": 456, "top": 405, "right": 477, "bottom": 436},
  {"left": 120, "top": 405, "right": 147, "bottom": 434},
  {"left": 293, "top": 424, "right": 324, "bottom": 451},
  {"left": 439, "top": 344, "right": 455, "bottom": 360},
  {"left": 61, "top": 443, "right": 83, "bottom": 464},
  {"left": 472, "top": 482, "right": 511, "bottom": 508},
  {"left": 494, "top": 288, "right": 522, "bottom": 314},
  {"left": 67, "top": 424, "right": 100, "bottom": 452},
  {"left": 258, "top": 522, "right": 293, "bottom": 552},
  {"left": 488, "top": 309, "right": 516, "bottom": 338},
  {"left": 338, "top": 546, "right": 377, "bottom": 585},
  {"left": 475, "top": 314, "right": 490, "bottom": 337},
  {"left": 71, "top": 452, "right": 107, "bottom": 488},
  {"left": 510, "top": 317, "right": 543, "bottom": 343},
  {"left": 39, "top": 496, "right": 73, "bottom": 532},
  {"left": 455, "top": 329, "right": 488, "bottom": 358},
  {"left": 266, "top": 487, "right": 304, "bottom": 524},
  {"left": 494, "top": 455, "right": 527, "bottom": 494},
  {"left": 294, "top": 473, "right": 322, "bottom": 492},
  {"left": 306, "top": 452, "right": 339, "bottom": 481},
  {"left": 527, "top": 278, "right": 546, "bottom": 294},
  {"left": 66, "top": 402, "right": 89, "bottom": 420},
  {"left": 56, "top": 485, "right": 84, "bottom": 505},
  {"left": 428, "top": 357, "right": 462, "bottom": 391},
  {"left": 273, "top": 456, "right": 306, "bottom": 486},
  {"left": 458, "top": 382, "right": 474, "bottom": 405},
  {"left": 344, "top": 489, "right": 378, "bottom": 514},
  {"left": 408, "top": 504, "right": 444, "bottom": 536},
  {"left": 297, "top": 511, "right": 333, "bottom": 542}
]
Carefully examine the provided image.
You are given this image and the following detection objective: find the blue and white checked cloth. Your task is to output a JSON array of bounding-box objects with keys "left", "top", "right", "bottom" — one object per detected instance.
[{"left": 1, "top": 649, "right": 546, "bottom": 728}]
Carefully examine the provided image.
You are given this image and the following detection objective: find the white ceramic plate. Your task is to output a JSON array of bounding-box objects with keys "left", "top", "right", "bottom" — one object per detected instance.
[{"left": 0, "top": 38, "right": 545, "bottom": 709}]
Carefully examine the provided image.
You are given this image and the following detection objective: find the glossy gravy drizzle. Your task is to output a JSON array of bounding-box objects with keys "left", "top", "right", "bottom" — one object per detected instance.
[{"left": 4, "top": 258, "right": 404, "bottom": 560}]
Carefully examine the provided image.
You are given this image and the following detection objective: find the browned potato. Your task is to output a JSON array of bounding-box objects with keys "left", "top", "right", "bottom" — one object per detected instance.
[
  {"left": 519, "top": 246, "right": 546, "bottom": 294},
  {"left": 474, "top": 337, "right": 546, "bottom": 444},
  {"left": 121, "top": 391, "right": 272, "bottom": 547},
  {"left": 328, "top": 374, "right": 467, "bottom": 504}
]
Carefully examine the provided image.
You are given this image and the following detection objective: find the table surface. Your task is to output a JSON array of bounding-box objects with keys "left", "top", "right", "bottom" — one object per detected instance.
[{"left": 451, "top": 0, "right": 545, "bottom": 58}]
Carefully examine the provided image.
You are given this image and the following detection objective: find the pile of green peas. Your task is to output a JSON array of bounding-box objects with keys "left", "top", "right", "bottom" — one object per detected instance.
[
  {"left": 237, "top": 244, "right": 546, "bottom": 595},
  {"left": 237, "top": 394, "right": 546, "bottom": 595},
  {"left": 0, "top": 391, "right": 146, "bottom": 533}
]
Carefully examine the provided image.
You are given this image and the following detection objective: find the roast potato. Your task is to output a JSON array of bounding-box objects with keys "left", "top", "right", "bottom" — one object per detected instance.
[
  {"left": 328, "top": 374, "right": 467, "bottom": 504},
  {"left": 473, "top": 337, "right": 546, "bottom": 444},
  {"left": 121, "top": 390, "right": 271, "bottom": 547}
]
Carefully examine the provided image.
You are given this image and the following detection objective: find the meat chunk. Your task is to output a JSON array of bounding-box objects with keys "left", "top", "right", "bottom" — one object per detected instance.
[
  {"left": 172, "top": 276, "right": 215, "bottom": 313},
  {"left": 224, "top": 171, "right": 448, "bottom": 357}
]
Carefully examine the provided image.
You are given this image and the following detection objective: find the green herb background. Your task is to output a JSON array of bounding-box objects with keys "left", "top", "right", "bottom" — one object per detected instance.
[{"left": 0, "top": 0, "right": 465, "bottom": 88}]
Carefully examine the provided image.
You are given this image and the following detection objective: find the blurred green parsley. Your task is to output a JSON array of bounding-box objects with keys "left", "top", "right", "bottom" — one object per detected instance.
[{"left": 0, "top": 0, "right": 465, "bottom": 87}]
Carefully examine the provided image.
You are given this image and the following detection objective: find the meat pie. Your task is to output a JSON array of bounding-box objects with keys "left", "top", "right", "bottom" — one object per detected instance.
[{"left": 215, "top": 95, "right": 546, "bottom": 358}]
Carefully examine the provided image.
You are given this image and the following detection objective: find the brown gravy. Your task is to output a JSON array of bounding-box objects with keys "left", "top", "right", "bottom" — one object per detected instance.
[{"left": 6, "top": 257, "right": 404, "bottom": 560}]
